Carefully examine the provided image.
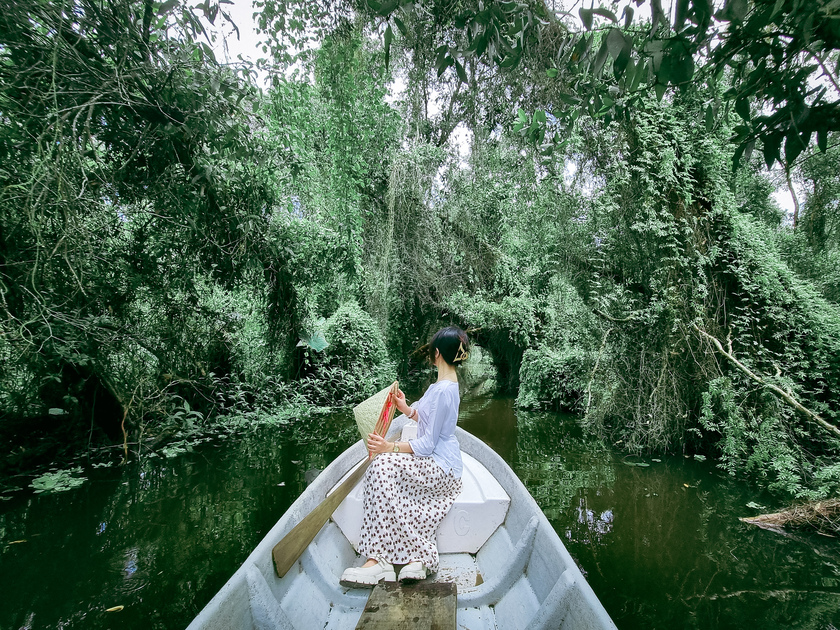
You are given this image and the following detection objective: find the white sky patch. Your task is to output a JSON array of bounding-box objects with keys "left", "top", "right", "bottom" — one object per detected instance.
[
  {"left": 211, "top": 0, "right": 262, "bottom": 63},
  {"left": 207, "top": 0, "right": 277, "bottom": 87},
  {"left": 773, "top": 184, "right": 798, "bottom": 219},
  {"left": 452, "top": 123, "right": 474, "bottom": 166}
]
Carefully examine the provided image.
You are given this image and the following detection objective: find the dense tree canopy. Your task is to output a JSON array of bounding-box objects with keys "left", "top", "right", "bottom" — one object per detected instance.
[{"left": 2, "top": 0, "right": 840, "bottom": 499}]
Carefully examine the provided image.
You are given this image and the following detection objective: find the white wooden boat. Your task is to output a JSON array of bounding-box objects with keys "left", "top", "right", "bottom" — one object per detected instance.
[{"left": 188, "top": 420, "right": 617, "bottom": 630}]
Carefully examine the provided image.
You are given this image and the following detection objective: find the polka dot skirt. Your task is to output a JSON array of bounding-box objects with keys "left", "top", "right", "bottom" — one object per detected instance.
[{"left": 357, "top": 453, "right": 462, "bottom": 572}]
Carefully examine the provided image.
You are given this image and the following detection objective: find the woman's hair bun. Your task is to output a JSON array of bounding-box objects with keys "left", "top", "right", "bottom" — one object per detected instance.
[{"left": 429, "top": 326, "right": 470, "bottom": 366}]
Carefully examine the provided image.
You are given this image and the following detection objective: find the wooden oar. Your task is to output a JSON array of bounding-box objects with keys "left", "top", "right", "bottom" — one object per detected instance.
[{"left": 272, "top": 457, "right": 371, "bottom": 578}]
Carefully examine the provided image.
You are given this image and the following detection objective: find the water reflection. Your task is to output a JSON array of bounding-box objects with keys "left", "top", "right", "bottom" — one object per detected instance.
[
  {"left": 572, "top": 501, "right": 615, "bottom": 542},
  {"left": 0, "top": 416, "right": 359, "bottom": 630},
  {"left": 1, "top": 398, "right": 839, "bottom": 629},
  {"left": 458, "top": 397, "right": 840, "bottom": 629}
]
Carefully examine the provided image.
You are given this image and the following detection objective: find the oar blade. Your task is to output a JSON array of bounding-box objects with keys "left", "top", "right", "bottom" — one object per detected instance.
[{"left": 272, "top": 458, "right": 371, "bottom": 578}]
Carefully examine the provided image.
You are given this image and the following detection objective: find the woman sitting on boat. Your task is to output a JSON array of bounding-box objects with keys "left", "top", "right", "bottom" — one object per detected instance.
[{"left": 340, "top": 326, "right": 469, "bottom": 586}]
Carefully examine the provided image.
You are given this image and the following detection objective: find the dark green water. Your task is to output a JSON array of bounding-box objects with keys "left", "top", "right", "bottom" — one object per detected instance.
[{"left": 2, "top": 397, "right": 839, "bottom": 629}]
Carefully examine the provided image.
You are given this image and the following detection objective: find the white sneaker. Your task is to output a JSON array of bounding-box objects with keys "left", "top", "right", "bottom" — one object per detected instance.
[
  {"left": 340, "top": 559, "right": 397, "bottom": 586},
  {"left": 398, "top": 561, "right": 427, "bottom": 582}
]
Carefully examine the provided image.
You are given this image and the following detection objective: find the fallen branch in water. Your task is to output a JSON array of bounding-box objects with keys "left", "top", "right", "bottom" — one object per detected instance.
[
  {"left": 692, "top": 324, "right": 840, "bottom": 440},
  {"left": 740, "top": 499, "right": 840, "bottom": 536}
]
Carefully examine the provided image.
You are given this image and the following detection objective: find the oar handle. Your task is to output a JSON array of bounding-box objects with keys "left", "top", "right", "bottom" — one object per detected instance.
[{"left": 272, "top": 457, "right": 372, "bottom": 578}]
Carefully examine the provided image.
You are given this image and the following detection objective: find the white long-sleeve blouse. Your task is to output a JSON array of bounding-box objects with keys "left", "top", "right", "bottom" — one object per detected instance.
[{"left": 405, "top": 379, "right": 463, "bottom": 478}]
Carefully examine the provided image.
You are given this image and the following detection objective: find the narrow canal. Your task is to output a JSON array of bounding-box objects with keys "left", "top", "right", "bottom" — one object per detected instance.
[{"left": 1, "top": 396, "right": 838, "bottom": 629}]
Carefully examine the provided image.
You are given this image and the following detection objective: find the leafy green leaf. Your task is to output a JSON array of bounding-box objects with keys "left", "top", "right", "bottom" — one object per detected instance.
[
  {"left": 675, "top": 0, "right": 690, "bottom": 30},
  {"left": 436, "top": 54, "right": 454, "bottom": 77},
  {"left": 593, "top": 38, "right": 609, "bottom": 76},
  {"left": 499, "top": 54, "right": 520, "bottom": 68},
  {"left": 784, "top": 130, "right": 806, "bottom": 165},
  {"left": 606, "top": 28, "right": 627, "bottom": 59},
  {"left": 735, "top": 98, "right": 750, "bottom": 121},
  {"left": 455, "top": 59, "right": 468, "bottom": 83},
  {"left": 158, "top": 0, "right": 179, "bottom": 16},
  {"left": 579, "top": 7, "right": 593, "bottom": 30},
  {"left": 613, "top": 45, "right": 631, "bottom": 76},
  {"left": 31, "top": 467, "right": 87, "bottom": 494},
  {"left": 557, "top": 93, "right": 581, "bottom": 105},
  {"left": 743, "top": 138, "right": 755, "bottom": 162},
  {"left": 546, "top": 68, "right": 558, "bottom": 78},
  {"left": 384, "top": 24, "right": 393, "bottom": 69},
  {"left": 653, "top": 83, "right": 668, "bottom": 101},
  {"left": 763, "top": 132, "right": 783, "bottom": 169},
  {"left": 719, "top": 0, "right": 748, "bottom": 23},
  {"left": 298, "top": 328, "right": 329, "bottom": 353},
  {"left": 592, "top": 8, "right": 618, "bottom": 22},
  {"left": 630, "top": 60, "right": 646, "bottom": 91},
  {"left": 623, "top": 5, "right": 634, "bottom": 28},
  {"left": 670, "top": 50, "right": 694, "bottom": 84}
]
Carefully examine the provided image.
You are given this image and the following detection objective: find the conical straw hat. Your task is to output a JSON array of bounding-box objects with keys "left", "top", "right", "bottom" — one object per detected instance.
[{"left": 353, "top": 381, "right": 399, "bottom": 449}]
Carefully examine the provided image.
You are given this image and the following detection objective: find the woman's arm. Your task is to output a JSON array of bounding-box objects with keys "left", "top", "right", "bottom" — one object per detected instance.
[
  {"left": 394, "top": 388, "right": 418, "bottom": 420},
  {"left": 367, "top": 432, "right": 414, "bottom": 455},
  {"left": 408, "top": 389, "right": 455, "bottom": 457}
]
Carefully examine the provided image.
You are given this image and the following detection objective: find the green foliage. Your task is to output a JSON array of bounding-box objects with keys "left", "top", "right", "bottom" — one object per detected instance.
[
  {"left": 714, "top": 212, "right": 840, "bottom": 424},
  {"left": 30, "top": 467, "right": 87, "bottom": 494},
  {"left": 449, "top": 291, "right": 539, "bottom": 350},
  {"left": 322, "top": 302, "right": 390, "bottom": 372},
  {"left": 0, "top": 0, "right": 274, "bottom": 442},
  {"left": 779, "top": 141, "right": 840, "bottom": 303},
  {"left": 700, "top": 377, "right": 831, "bottom": 498},
  {"left": 694, "top": 209, "right": 840, "bottom": 497},
  {"left": 337, "top": 0, "right": 840, "bottom": 167},
  {"left": 514, "top": 276, "right": 599, "bottom": 411},
  {"left": 0, "top": 3, "right": 404, "bottom": 463},
  {"left": 301, "top": 302, "right": 397, "bottom": 406},
  {"left": 3, "top": 0, "right": 840, "bottom": 507},
  {"left": 517, "top": 347, "right": 590, "bottom": 412}
]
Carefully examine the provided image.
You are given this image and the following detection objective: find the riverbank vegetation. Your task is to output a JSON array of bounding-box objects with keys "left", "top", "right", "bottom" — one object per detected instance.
[{"left": 2, "top": 0, "right": 840, "bottom": 500}]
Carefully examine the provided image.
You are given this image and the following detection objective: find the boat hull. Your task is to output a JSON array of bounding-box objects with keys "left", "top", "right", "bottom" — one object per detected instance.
[{"left": 187, "top": 426, "right": 617, "bottom": 630}]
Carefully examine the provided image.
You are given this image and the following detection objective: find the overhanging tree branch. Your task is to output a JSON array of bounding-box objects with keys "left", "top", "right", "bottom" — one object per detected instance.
[{"left": 692, "top": 324, "right": 840, "bottom": 440}]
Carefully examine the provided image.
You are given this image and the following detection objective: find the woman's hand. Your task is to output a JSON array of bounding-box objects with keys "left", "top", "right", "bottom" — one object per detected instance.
[
  {"left": 394, "top": 388, "right": 409, "bottom": 415},
  {"left": 367, "top": 433, "right": 392, "bottom": 456}
]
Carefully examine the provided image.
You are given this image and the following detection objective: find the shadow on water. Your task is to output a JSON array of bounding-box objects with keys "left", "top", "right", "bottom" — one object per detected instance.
[{"left": 2, "top": 395, "right": 840, "bottom": 629}]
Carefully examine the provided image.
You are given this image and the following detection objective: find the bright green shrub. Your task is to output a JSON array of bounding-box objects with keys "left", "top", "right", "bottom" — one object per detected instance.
[
  {"left": 517, "top": 346, "right": 590, "bottom": 412},
  {"left": 303, "top": 302, "right": 396, "bottom": 406},
  {"left": 322, "top": 302, "right": 390, "bottom": 370}
]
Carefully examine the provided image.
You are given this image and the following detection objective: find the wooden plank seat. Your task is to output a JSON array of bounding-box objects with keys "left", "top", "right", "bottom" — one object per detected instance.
[{"left": 355, "top": 582, "right": 457, "bottom": 630}]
